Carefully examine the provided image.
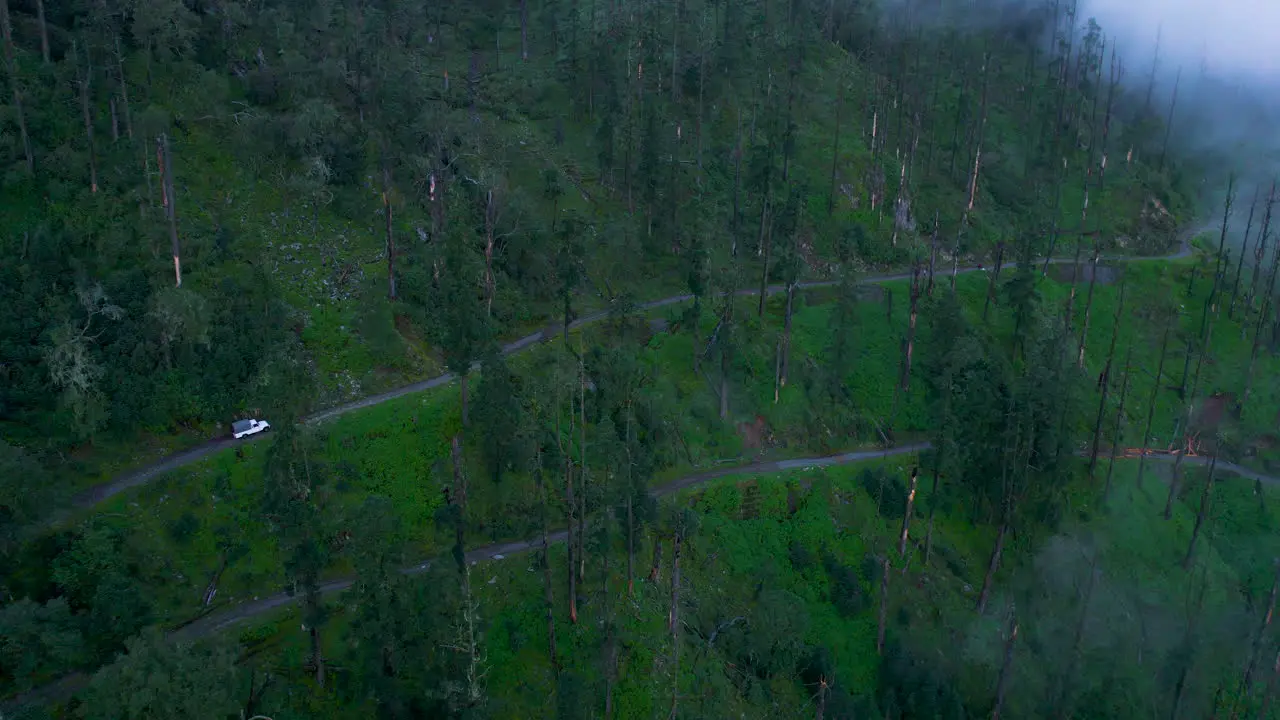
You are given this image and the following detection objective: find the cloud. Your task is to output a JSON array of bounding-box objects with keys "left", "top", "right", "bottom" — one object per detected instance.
[{"left": 1081, "top": 0, "right": 1280, "bottom": 81}]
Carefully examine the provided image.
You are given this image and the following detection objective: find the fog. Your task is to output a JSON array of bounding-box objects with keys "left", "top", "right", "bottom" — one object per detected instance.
[
  {"left": 1084, "top": 0, "right": 1280, "bottom": 81},
  {"left": 1080, "top": 0, "right": 1280, "bottom": 194}
]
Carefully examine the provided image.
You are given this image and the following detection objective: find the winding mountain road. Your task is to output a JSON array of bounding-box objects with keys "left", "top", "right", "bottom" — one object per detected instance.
[
  {"left": 72, "top": 228, "right": 1204, "bottom": 510},
  {"left": 6, "top": 437, "right": 1271, "bottom": 713}
]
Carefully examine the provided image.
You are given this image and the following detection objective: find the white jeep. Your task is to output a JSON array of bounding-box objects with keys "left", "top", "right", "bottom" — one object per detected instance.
[{"left": 232, "top": 418, "right": 271, "bottom": 439}]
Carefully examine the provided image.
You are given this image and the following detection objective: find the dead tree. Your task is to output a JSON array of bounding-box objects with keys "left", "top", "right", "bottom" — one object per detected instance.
[
  {"left": 876, "top": 555, "right": 890, "bottom": 655},
  {"left": 1228, "top": 185, "right": 1262, "bottom": 320},
  {"left": 76, "top": 41, "right": 100, "bottom": 193},
  {"left": 827, "top": 76, "right": 845, "bottom": 216},
  {"left": 1143, "top": 24, "right": 1162, "bottom": 116},
  {"left": 966, "top": 52, "right": 992, "bottom": 212},
  {"left": 668, "top": 523, "right": 683, "bottom": 720},
  {"left": 1089, "top": 278, "right": 1127, "bottom": 479},
  {"left": 1204, "top": 175, "right": 1237, "bottom": 326},
  {"left": 775, "top": 279, "right": 796, "bottom": 402},
  {"left": 383, "top": 167, "right": 397, "bottom": 299},
  {"left": 977, "top": 514, "right": 1010, "bottom": 615},
  {"left": 899, "top": 467, "right": 920, "bottom": 560},
  {"left": 991, "top": 609, "right": 1020, "bottom": 720},
  {"left": 902, "top": 262, "right": 922, "bottom": 390},
  {"left": 1158, "top": 67, "right": 1182, "bottom": 170},
  {"left": 484, "top": 189, "right": 497, "bottom": 314},
  {"left": 0, "top": 0, "right": 34, "bottom": 173},
  {"left": 1259, "top": 653, "right": 1280, "bottom": 720},
  {"left": 1075, "top": 238, "right": 1101, "bottom": 368},
  {"left": 1170, "top": 568, "right": 1210, "bottom": 720},
  {"left": 1102, "top": 343, "right": 1134, "bottom": 500},
  {"left": 1247, "top": 184, "right": 1277, "bottom": 312},
  {"left": 1055, "top": 560, "right": 1100, "bottom": 718},
  {"left": 1165, "top": 310, "right": 1215, "bottom": 520},
  {"left": 1136, "top": 325, "right": 1172, "bottom": 489},
  {"left": 535, "top": 455, "right": 558, "bottom": 670},
  {"left": 114, "top": 36, "right": 133, "bottom": 141},
  {"left": 158, "top": 133, "right": 182, "bottom": 286},
  {"left": 35, "top": 0, "right": 48, "bottom": 63},
  {"left": 556, "top": 395, "right": 578, "bottom": 624},
  {"left": 982, "top": 242, "right": 1005, "bottom": 322},
  {"left": 927, "top": 213, "right": 940, "bottom": 296},
  {"left": 1240, "top": 560, "right": 1280, "bottom": 701},
  {"left": 520, "top": 0, "right": 529, "bottom": 61},
  {"left": 1241, "top": 236, "right": 1280, "bottom": 414},
  {"left": 1182, "top": 452, "right": 1219, "bottom": 568},
  {"left": 1064, "top": 232, "right": 1085, "bottom": 330}
]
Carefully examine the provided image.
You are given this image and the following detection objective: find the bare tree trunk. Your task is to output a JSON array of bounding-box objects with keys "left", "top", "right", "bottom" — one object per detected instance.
[
  {"left": 1158, "top": 67, "right": 1181, "bottom": 170},
  {"left": 1136, "top": 325, "right": 1172, "bottom": 489},
  {"left": 1076, "top": 240, "right": 1101, "bottom": 367},
  {"left": 310, "top": 626, "right": 326, "bottom": 687},
  {"left": 1165, "top": 307, "right": 1215, "bottom": 519},
  {"left": 558, "top": 402, "right": 578, "bottom": 624},
  {"left": 668, "top": 528, "right": 682, "bottom": 720},
  {"left": 903, "top": 265, "right": 921, "bottom": 391},
  {"left": 1177, "top": 269, "right": 1199, "bottom": 399},
  {"left": 1090, "top": 279, "right": 1127, "bottom": 479},
  {"left": 731, "top": 109, "right": 742, "bottom": 256},
  {"left": 1259, "top": 652, "right": 1280, "bottom": 720},
  {"left": 924, "top": 397, "right": 950, "bottom": 569},
  {"left": 876, "top": 555, "right": 890, "bottom": 655},
  {"left": 115, "top": 35, "right": 134, "bottom": 141},
  {"left": 827, "top": 76, "right": 844, "bottom": 215},
  {"left": 520, "top": 0, "right": 528, "bottom": 61},
  {"left": 537, "top": 462, "right": 558, "bottom": 670},
  {"left": 669, "top": 0, "right": 679, "bottom": 105},
  {"left": 757, "top": 200, "right": 772, "bottom": 318},
  {"left": 927, "top": 214, "right": 939, "bottom": 296},
  {"left": 1248, "top": 185, "right": 1277, "bottom": 311},
  {"left": 110, "top": 98, "right": 119, "bottom": 142},
  {"left": 35, "top": 0, "right": 49, "bottom": 63},
  {"left": 1242, "top": 239, "right": 1280, "bottom": 414},
  {"left": 460, "top": 373, "right": 469, "bottom": 426},
  {"left": 484, "top": 189, "right": 496, "bottom": 315},
  {"left": 1056, "top": 561, "right": 1100, "bottom": 718},
  {"left": 976, "top": 520, "right": 1009, "bottom": 614},
  {"left": 1241, "top": 294, "right": 1272, "bottom": 414},
  {"left": 77, "top": 42, "right": 99, "bottom": 193},
  {"left": 1143, "top": 24, "right": 1162, "bottom": 115},
  {"left": 1241, "top": 560, "right": 1280, "bottom": 700},
  {"left": 1103, "top": 344, "right": 1134, "bottom": 500},
  {"left": 1228, "top": 186, "right": 1261, "bottom": 320},
  {"left": 1182, "top": 453, "right": 1219, "bottom": 568},
  {"left": 899, "top": 467, "right": 919, "bottom": 559},
  {"left": 991, "top": 611, "right": 1020, "bottom": 720},
  {"left": 0, "top": 0, "right": 33, "bottom": 173},
  {"left": 952, "top": 213, "right": 967, "bottom": 293},
  {"left": 966, "top": 53, "right": 991, "bottom": 211},
  {"left": 1208, "top": 176, "right": 1237, "bottom": 317},
  {"left": 626, "top": 494, "right": 635, "bottom": 596},
  {"left": 1064, "top": 235, "right": 1085, "bottom": 329},
  {"left": 779, "top": 281, "right": 795, "bottom": 391},
  {"left": 158, "top": 133, "right": 182, "bottom": 286},
  {"left": 384, "top": 167, "right": 397, "bottom": 299},
  {"left": 578, "top": 357, "right": 588, "bottom": 588},
  {"left": 982, "top": 242, "right": 1005, "bottom": 322}
]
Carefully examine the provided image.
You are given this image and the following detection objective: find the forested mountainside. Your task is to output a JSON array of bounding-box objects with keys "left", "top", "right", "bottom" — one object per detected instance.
[
  {"left": 0, "top": 0, "right": 1189, "bottom": 458},
  {"left": 15, "top": 0, "right": 1280, "bottom": 718}
]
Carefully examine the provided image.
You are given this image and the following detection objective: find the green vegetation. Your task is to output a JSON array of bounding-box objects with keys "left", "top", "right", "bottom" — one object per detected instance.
[{"left": 8, "top": 0, "right": 1280, "bottom": 717}]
